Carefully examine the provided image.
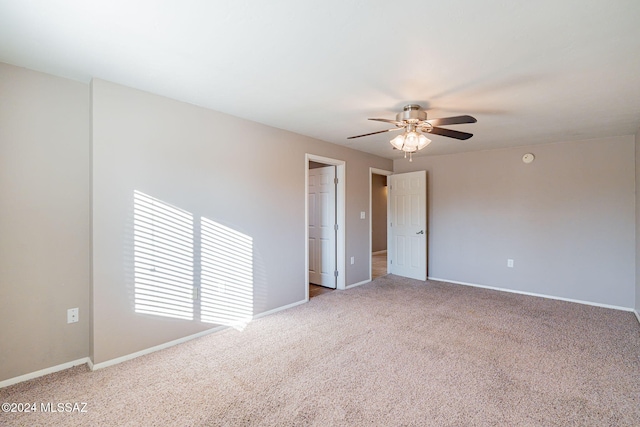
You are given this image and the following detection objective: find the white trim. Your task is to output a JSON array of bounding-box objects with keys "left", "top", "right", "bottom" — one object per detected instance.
[
  {"left": 372, "top": 250, "right": 387, "bottom": 255},
  {"left": 3, "top": 298, "right": 308, "bottom": 387},
  {"left": 0, "top": 357, "right": 90, "bottom": 389},
  {"left": 369, "top": 168, "right": 393, "bottom": 282},
  {"left": 91, "top": 326, "right": 226, "bottom": 371},
  {"left": 305, "top": 154, "right": 346, "bottom": 297},
  {"left": 634, "top": 310, "right": 640, "bottom": 325},
  {"left": 92, "top": 298, "right": 308, "bottom": 371},
  {"left": 428, "top": 277, "right": 635, "bottom": 312},
  {"left": 252, "top": 299, "right": 307, "bottom": 320},
  {"left": 346, "top": 279, "right": 370, "bottom": 289}
]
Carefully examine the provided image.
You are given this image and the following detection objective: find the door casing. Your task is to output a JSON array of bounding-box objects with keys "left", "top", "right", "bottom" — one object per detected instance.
[
  {"left": 369, "top": 167, "right": 393, "bottom": 281},
  {"left": 308, "top": 165, "right": 337, "bottom": 288},
  {"left": 305, "top": 154, "right": 346, "bottom": 300}
]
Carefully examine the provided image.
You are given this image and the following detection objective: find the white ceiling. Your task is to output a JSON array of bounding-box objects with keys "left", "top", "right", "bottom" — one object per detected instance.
[{"left": 1, "top": 0, "right": 640, "bottom": 159}]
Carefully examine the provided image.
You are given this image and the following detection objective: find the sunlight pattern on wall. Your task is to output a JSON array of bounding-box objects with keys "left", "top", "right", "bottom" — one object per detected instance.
[
  {"left": 133, "top": 191, "right": 194, "bottom": 320},
  {"left": 200, "top": 217, "right": 253, "bottom": 328}
]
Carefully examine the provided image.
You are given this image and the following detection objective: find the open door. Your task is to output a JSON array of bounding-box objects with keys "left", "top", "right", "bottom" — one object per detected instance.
[
  {"left": 308, "top": 165, "right": 337, "bottom": 288},
  {"left": 388, "top": 170, "right": 427, "bottom": 281}
]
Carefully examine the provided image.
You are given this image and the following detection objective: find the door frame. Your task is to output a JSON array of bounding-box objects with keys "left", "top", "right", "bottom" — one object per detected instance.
[
  {"left": 305, "top": 154, "right": 346, "bottom": 300},
  {"left": 369, "top": 168, "right": 393, "bottom": 281}
]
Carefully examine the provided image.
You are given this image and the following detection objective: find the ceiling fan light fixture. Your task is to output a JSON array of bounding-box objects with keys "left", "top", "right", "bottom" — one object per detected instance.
[
  {"left": 347, "top": 104, "right": 476, "bottom": 161},
  {"left": 403, "top": 131, "right": 420, "bottom": 150},
  {"left": 390, "top": 134, "right": 405, "bottom": 150},
  {"left": 389, "top": 131, "right": 432, "bottom": 153},
  {"left": 417, "top": 134, "right": 431, "bottom": 150}
]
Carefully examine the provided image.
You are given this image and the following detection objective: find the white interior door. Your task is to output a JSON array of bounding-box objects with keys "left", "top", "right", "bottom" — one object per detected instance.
[
  {"left": 308, "top": 165, "right": 337, "bottom": 288},
  {"left": 389, "top": 170, "right": 427, "bottom": 281}
]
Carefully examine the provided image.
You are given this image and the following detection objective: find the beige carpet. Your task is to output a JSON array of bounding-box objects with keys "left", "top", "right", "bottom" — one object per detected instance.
[{"left": 2, "top": 276, "right": 640, "bottom": 426}]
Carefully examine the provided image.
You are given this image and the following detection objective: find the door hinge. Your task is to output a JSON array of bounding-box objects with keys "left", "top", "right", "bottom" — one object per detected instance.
[
  {"left": 334, "top": 270, "right": 339, "bottom": 277},
  {"left": 334, "top": 177, "right": 339, "bottom": 185},
  {"left": 390, "top": 260, "right": 393, "bottom": 264},
  {"left": 193, "top": 287, "right": 200, "bottom": 300},
  {"left": 334, "top": 224, "right": 338, "bottom": 231}
]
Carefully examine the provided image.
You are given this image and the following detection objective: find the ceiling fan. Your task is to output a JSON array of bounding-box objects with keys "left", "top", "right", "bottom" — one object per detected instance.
[{"left": 347, "top": 104, "right": 477, "bottom": 161}]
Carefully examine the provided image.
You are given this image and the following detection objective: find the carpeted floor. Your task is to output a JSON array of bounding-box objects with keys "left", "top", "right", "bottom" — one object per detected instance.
[{"left": 2, "top": 276, "right": 639, "bottom": 426}]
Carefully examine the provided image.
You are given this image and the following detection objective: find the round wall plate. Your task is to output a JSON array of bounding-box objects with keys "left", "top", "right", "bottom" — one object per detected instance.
[{"left": 522, "top": 153, "right": 535, "bottom": 164}]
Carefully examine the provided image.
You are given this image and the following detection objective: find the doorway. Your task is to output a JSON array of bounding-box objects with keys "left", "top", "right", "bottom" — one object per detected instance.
[
  {"left": 370, "top": 168, "right": 393, "bottom": 280},
  {"left": 308, "top": 162, "right": 337, "bottom": 289},
  {"left": 305, "top": 154, "right": 346, "bottom": 301}
]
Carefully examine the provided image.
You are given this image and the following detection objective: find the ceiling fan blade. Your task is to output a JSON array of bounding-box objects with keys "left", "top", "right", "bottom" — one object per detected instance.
[
  {"left": 426, "top": 115, "right": 477, "bottom": 126},
  {"left": 427, "top": 126, "right": 473, "bottom": 140},
  {"left": 368, "top": 118, "right": 404, "bottom": 126},
  {"left": 347, "top": 128, "right": 402, "bottom": 139}
]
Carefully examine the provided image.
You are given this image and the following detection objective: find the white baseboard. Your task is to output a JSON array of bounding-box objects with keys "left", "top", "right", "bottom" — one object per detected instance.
[
  {"left": 0, "top": 358, "right": 90, "bottom": 389},
  {"left": 90, "top": 325, "right": 226, "bottom": 371},
  {"left": 428, "top": 277, "right": 634, "bottom": 312},
  {"left": 5, "top": 289, "right": 633, "bottom": 388},
  {"left": 346, "top": 279, "right": 370, "bottom": 289},
  {"left": 372, "top": 250, "right": 387, "bottom": 255},
  {"left": 92, "top": 299, "right": 308, "bottom": 371},
  {"left": 252, "top": 299, "right": 307, "bottom": 320},
  {"left": 3, "top": 299, "right": 310, "bottom": 387}
]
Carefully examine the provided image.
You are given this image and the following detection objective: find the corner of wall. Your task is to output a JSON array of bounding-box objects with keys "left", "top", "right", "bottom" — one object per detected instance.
[
  {"left": 89, "top": 78, "right": 95, "bottom": 363},
  {"left": 635, "top": 127, "right": 640, "bottom": 314}
]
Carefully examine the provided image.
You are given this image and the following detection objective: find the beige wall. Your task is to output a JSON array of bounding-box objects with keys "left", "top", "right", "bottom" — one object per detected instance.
[
  {"left": 0, "top": 63, "right": 90, "bottom": 381},
  {"left": 91, "top": 79, "right": 392, "bottom": 364},
  {"left": 371, "top": 174, "right": 387, "bottom": 252},
  {"left": 395, "top": 136, "right": 635, "bottom": 308}
]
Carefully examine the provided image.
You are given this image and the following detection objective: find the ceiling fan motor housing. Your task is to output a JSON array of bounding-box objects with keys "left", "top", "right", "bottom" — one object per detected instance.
[{"left": 396, "top": 104, "right": 428, "bottom": 124}]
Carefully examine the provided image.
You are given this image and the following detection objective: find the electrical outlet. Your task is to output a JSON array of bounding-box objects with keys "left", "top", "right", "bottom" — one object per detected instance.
[
  {"left": 67, "top": 308, "right": 79, "bottom": 323},
  {"left": 360, "top": 211, "right": 365, "bottom": 219},
  {"left": 507, "top": 259, "right": 514, "bottom": 268},
  {"left": 350, "top": 256, "right": 355, "bottom": 265}
]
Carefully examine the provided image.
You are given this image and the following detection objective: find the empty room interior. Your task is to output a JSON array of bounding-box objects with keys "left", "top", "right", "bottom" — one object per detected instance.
[{"left": 1, "top": 1, "right": 640, "bottom": 425}]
